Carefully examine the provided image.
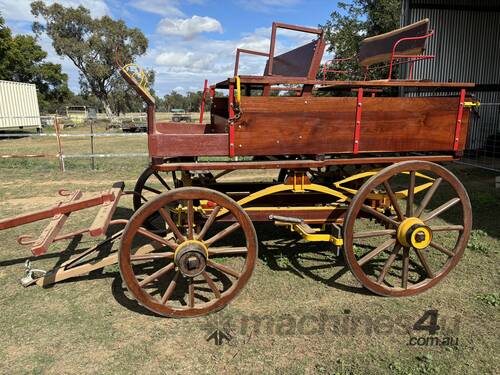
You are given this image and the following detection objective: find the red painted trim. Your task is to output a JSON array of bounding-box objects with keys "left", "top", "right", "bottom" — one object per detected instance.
[
  {"left": 454, "top": 89, "right": 466, "bottom": 152},
  {"left": 353, "top": 88, "right": 363, "bottom": 154},
  {"left": 229, "top": 83, "right": 235, "bottom": 157},
  {"left": 199, "top": 79, "right": 208, "bottom": 124}
]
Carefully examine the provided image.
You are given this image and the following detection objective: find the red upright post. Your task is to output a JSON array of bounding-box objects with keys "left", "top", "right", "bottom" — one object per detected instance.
[
  {"left": 453, "top": 89, "right": 466, "bottom": 153},
  {"left": 353, "top": 88, "right": 364, "bottom": 154},
  {"left": 199, "top": 79, "right": 208, "bottom": 124}
]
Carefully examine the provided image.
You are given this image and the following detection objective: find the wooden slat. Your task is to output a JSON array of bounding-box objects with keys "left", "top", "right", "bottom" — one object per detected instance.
[
  {"left": 88, "top": 182, "right": 125, "bottom": 237},
  {"left": 215, "top": 76, "right": 475, "bottom": 88},
  {"left": 149, "top": 133, "right": 229, "bottom": 157},
  {"left": 30, "top": 190, "right": 83, "bottom": 256},
  {"left": 154, "top": 155, "right": 454, "bottom": 172}
]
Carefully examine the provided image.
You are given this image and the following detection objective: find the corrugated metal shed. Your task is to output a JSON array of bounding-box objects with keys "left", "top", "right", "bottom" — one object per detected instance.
[
  {"left": 401, "top": 0, "right": 500, "bottom": 167},
  {"left": 0, "top": 80, "right": 42, "bottom": 129}
]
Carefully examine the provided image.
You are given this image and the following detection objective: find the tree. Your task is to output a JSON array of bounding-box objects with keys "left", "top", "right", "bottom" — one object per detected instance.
[
  {"left": 0, "top": 14, "right": 71, "bottom": 113},
  {"left": 322, "top": 0, "right": 401, "bottom": 80},
  {"left": 31, "top": 1, "right": 148, "bottom": 117}
]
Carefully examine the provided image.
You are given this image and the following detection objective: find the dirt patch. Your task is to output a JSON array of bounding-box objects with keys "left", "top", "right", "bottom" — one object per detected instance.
[{"left": 2, "top": 195, "right": 61, "bottom": 208}]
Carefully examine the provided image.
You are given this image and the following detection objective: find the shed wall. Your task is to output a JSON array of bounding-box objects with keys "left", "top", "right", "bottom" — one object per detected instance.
[{"left": 0, "top": 80, "right": 41, "bottom": 129}]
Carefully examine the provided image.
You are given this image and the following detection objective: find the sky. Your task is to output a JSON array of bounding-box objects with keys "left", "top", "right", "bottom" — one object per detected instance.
[{"left": 0, "top": 0, "right": 340, "bottom": 96}]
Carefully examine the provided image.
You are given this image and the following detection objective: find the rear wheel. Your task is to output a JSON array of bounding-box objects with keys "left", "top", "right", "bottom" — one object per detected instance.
[{"left": 343, "top": 161, "right": 472, "bottom": 297}]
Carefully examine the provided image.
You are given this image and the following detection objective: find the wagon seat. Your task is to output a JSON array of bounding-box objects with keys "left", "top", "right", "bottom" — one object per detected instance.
[
  {"left": 322, "top": 18, "right": 434, "bottom": 82},
  {"left": 233, "top": 22, "right": 327, "bottom": 96}
]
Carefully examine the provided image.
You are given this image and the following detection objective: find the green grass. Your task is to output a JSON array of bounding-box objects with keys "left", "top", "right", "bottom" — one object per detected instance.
[{"left": 0, "top": 131, "right": 499, "bottom": 374}]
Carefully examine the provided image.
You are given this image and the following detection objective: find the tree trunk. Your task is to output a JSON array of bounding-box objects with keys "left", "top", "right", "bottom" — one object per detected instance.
[{"left": 100, "top": 97, "right": 113, "bottom": 118}]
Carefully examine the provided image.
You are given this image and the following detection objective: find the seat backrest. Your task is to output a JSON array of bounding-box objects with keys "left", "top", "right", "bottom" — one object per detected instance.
[
  {"left": 264, "top": 39, "right": 324, "bottom": 78},
  {"left": 358, "top": 18, "right": 430, "bottom": 68}
]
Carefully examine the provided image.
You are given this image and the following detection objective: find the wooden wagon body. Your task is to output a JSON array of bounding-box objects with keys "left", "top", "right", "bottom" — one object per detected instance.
[
  {"left": 150, "top": 84, "right": 471, "bottom": 159},
  {"left": 0, "top": 20, "right": 477, "bottom": 318}
]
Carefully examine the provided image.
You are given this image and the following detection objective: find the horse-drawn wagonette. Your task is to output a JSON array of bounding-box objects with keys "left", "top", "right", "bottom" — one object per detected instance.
[{"left": 0, "top": 19, "right": 479, "bottom": 317}]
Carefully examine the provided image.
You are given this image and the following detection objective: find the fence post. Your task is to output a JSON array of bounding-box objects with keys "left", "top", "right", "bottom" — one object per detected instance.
[
  {"left": 54, "top": 116, "right": 65, "bottom": 172},
  {"left": 90, "top": 120, "right": 96, "bottom": 170}
]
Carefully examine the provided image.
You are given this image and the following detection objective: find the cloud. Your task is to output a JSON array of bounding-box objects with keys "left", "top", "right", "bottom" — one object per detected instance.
[
  {"left": 129, "top": 0, "right": 206, "bottom": 17},
  {"left": 129, "top": 0, "right": 185, "bottom": 17},
  {"left": 157, "top": 15, "right": 223, "bottom": 39},
  {"left": 0, "top": 0, "right": 110, "bottom": 22},
  {"left": 155, "top": 51, "right": 219, "bottom": 72}
]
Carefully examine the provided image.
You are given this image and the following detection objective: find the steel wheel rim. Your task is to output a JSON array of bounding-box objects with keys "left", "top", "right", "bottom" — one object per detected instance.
[
  {"left": 120, "top": 187, "right": 258, "bottom": 318},
  {"left": 343, "top": 161, "right": 472, "bottom": 297}
]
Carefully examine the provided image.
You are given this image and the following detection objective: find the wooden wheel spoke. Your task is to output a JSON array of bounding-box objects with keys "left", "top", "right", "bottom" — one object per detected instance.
[
  {"left": 140, "top": 194, "right": 148, "bottom": 202},
  {"left": 161, "top": 271, "right": 179, "bottom": 304},
  {"left": 414, "top": 249, "right": 434, "bottom": 278},
  {"left": 159, "top": 207, "right": 185, "bottom": 242},
  {"left": 358, "top": 239, "right": 396, "bottom": 266},
  {"left": 407, "top": 170, "right": 416, "bottom": 217},
  {"left": 353, "top": 229, "right": 396, "bottom": 239},
  {"left": 202, "top": 271, "right": 221, "bottom": 298},
  {"left": 402, "top": 247, "right": 410, "bottom": 289},
  {"left": 205, "top": 222, "right": 241, "bottom": 247},
  {"left": 415, "top": 177, "right": 442, "bottom": 217},
  {"left": 188, "top": 278, "right": 195, "bottom": 308},
  {"left": 430, "top": 225, "right": 464, "bottom": 232},
  {"left": 143, "top": 185, "right": 162, "bottom": 194},
  {"left": 429, "top": 241, "right": 455, "bottom": 257},
  {"left": 207, "top": 259, "right": 241, "bottom": 279},
  {"left": 197, "top": 205, "right": 221, "bottom": 241},
  {"left": 137, "top": 227, "right": 178, "bottom": 251},
  {"left": 361, "top": 204, "right": 400, "bottom": 227},
  {"left": 187, "top": 200, "right": 194, "bottom": 240},
  {"left": 153, "top": 172, "right": 171, "bottom": 190},
  {"left": 139, "top": 262, "right": 175, "bottom": 287},
  {"left": 130, "top": 252, "right": 174, "bottom": 261},
  {"left": 377, "top": 244, "right": 401, "bottom": 284},
  {"left": 422, "top": 198, "right": 460, "bottom": 222},
  {"left": 208, "top": 246, "right": 248, "bottom": 256},
  {"left": 383, "top": 180, "right": 404, "bottom": 220}
]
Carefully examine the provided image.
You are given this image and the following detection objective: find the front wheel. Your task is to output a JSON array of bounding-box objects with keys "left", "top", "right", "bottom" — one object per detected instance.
[{"left": 120, "top": 187, "right": 258, "bottom": 318}]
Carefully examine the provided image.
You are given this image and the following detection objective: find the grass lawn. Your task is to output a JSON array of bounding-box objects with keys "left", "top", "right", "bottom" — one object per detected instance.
[{"left": 0, "top": 124, "right": 499, "bottom": 374}]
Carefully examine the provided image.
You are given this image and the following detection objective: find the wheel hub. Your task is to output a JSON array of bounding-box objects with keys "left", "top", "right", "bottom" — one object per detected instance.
[
  {"left": 174, "top": 240, "right": 208, "bottom": 277},
  {"left": 397, "top": 217, "right": 432, "bottom": 249}
]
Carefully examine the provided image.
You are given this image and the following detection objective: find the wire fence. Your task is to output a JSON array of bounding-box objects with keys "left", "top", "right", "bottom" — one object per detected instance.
[
  {"left": 0, "top": 116, "right": 148, "bottom": 171},
  {"left": 461, "top": 100, "right": 500, "bottom": 173}
]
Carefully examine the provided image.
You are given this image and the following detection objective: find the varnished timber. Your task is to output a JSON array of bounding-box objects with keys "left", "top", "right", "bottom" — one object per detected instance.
[
  {"left": 215, "top": 76, "right": 475, "bottom": 88},
  {"left": 233, "top": 96, "right": 470, "bottom": 156},
  {"left": 153, "top": 155, "right": 455, "bottom": 171}
]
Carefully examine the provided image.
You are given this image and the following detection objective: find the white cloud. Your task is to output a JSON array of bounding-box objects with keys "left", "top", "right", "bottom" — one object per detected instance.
[
  {"left": 157, "top": 15, "right": 223, "bottom": 39},
  {"left": 129, "top": 0, "right": 206, "bottom": 17},
  {"left": 155, "top": 51, "right": 219, "bottom": 72},
  {"left": 129, "top": 0, "right": 185, "bottom": 17},
  {"left": 0, "top": 0, "right": 110, "bottom": 22}
]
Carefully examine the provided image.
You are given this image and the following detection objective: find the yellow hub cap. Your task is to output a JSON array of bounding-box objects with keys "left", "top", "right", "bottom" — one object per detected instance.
[
  {"left": 397, "top": 217, "right": 432, "bottom": 249},
  {"left": 174, "top": 239, "right": 209, "bottom": 259}
]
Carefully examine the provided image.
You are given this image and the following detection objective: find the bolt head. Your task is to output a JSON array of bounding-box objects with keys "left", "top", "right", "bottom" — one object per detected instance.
[{"left": 415, "top": 232, "right": 426, "bottom": 243}]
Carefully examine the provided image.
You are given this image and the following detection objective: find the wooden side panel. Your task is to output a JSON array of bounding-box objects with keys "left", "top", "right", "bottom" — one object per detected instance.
[
  {"left": 149, "top": 133, "right": 228, "bottom": 157},
  {"left": 211, "top": 97, "right": 229, "bottom": 118},
  {"left": 234, "top": 96, "right": 470, "bottom": 156}
]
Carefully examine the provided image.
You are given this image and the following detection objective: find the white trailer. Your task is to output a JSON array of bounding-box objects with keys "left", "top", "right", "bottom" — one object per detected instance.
[{"left": 0, "top": 80, "right": 41, "bottom": 130}]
